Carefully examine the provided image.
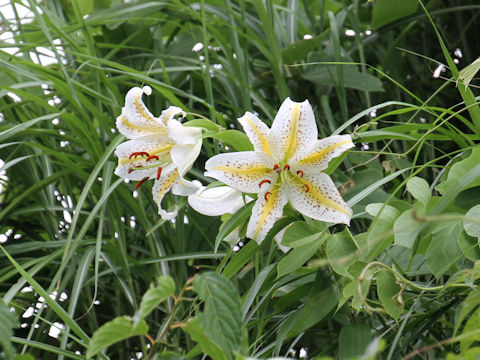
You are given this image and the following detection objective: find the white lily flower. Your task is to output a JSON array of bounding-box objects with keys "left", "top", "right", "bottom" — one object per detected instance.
[
  {"left": 114, "top": 86, "right": 202, "bottom": 219},
  {"left": 205, "top": 98, "right": 354, "bottom": 244}
]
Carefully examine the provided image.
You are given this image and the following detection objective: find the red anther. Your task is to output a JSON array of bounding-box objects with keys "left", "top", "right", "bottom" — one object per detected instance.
[
  {"left": 129, "top": 152, "right": 149, "bottom": 159},
  {"left": 283, "top": 164, "right": 290, "bottom": 170},
  {"left": 135, "top": 177, "right": 149, "bottom": 190},
  {"left": 304, "top": 184, "right": 310, "bottom": 193},
  {"left": 274, "top": 164, "right": 281, "bottom": 173},
  {"left": 146, "top": 155, "right": 159, "bottom": 162},
  {"left": 296, "top": 170, "right": 304, "bottom": 177},
  {"left": 258, "top": 179, "right": 271, "bottom": 188},
  {"left": 156, "top": 167, "right": 163, "bottom": 180},
  {"left": 264, "top": 191, "right": 271, "bottom": 200}
]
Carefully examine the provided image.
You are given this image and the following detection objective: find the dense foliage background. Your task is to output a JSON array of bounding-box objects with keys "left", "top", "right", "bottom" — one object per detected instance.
[{"left": 1, "top": 0, "right": 480, "bottom": 359}]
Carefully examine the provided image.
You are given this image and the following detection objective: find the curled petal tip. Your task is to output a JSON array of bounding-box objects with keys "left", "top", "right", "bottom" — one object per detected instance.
[{"left": 142, "top": 86, "right": 152, "bottom": 96}]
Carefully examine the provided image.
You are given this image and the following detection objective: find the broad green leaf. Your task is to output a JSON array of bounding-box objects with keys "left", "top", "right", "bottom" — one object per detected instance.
[
  {"left": 138, "top": 276, "right": 175, "bottom": 319},
  {"left": 460, "top": 310, "right": 480, "bottom": 353},
  {"left": 282, "top": 36, "right": 323, "bottom": 64},
  {"left": 371, "top": 0, "right": 418, "bottom": 30},
  {"left": 455, "top": 187, "right": 480, "bottom": 209},
  {"left": 376, "top": 269, "right": 403, "bottom": 321},
  {"left": 326, "top": 231, "right": 357, "bottom": 278},
  {"left": 338, "top": 324, "right": 372, "bottom": 360},
  {"left": 458, "top": 58, "right": 480, "bottom": 89},
  {"left": 14, "top": 355, "right": 35, "bottom": 360},
  {"left": 365, "top": 203, "right": 401, "bottom": 260},
  {"left": 455, "top": 288, "right": 480, "bottom": 334},
  {"left": 426, "top": 220, "right": 463, "bottom": 277},
  {"left": 393, "top": 208, "right": 423, "bottom": 249},
  {"left": 193, "top": 272, "right": 243, "bottom": 357},
  {"left": 289, "top": 271, "right": 339, "bottom": 336},
  {"left": 277, "top": 232, "right": 327, "bottom": 278},
  {"left": 406, "top": 177, "right": 431, "bottom": 208},
  {"left": 0, "top": 300, "right": 18, "bottom": 359},
  {"left": 86, "top": 316, "right": 149, "bottom": 358},
  {"left": 214, "top": 201, "right": 254, "bottom": 252},
  {"left": 436, "top": 148, "right": 480, "bottom": 196},
  {"left": 281, "top": 221, "right": 325, "bottom": 247},
  {"left": 184, "top": 118, "right": 219, "bottom": 131},
  {"left": 183, "top": 319, "right": 230, "bottom": 360},
  {"left": 205, "top": 130, "right": 254, "bottom": 151},
  {"left": 303, "top": 65, "right": 383, "bottom": 92},
  {"left": 458, "top": 232, "right": 480, "bottom": 261},
  {"left": 464, "top": 205, "right": 480, "bottom": 239}
]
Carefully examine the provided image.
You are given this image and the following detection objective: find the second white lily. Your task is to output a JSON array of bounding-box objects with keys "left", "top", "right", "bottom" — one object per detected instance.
[
  {"left": 205, "top": 98, "right": 354, "bottom": 244},
  {"left": 114, "top": 86, "right": 202, "bottom": 219}
]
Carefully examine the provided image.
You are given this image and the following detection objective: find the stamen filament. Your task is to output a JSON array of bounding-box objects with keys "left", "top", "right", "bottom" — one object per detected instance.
[{"left": 135, "top": 177, "right": 149, "bottom": 190}]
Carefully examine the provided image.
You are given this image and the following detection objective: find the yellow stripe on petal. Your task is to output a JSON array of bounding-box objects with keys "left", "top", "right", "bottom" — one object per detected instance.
[
  {"left": 212, "top": 165, "right": 271, "bottom": 175},
  {"left": 156, "top": 170, "right": 179, "bottom": 204},
  {"left": 270, "top": 98, "right": 318, "bottom": 162},
  {"left": 254, "top": 190, "right": 279, "bottom": 239},
  {"left": 301, "top": 178, "right": 350, "bottom": 216},
  {"left": 285, "top": 172, "right": 352, "bottom": 225},
  {"left": 299, "top": 140, "right": 352, "bottom": 165},
  {"left": 284, "top": 103, "right": 300, "bottom": 160},
  {"left": 246, "top": 188, "right": 288, "bottom": 244},
  {"left": 205, "top": 152, "right": 277, "bottom": 194},
  {"left": 244, "top": 115, "right": 271, "bottom": 154},
  {"left": 135, "top": 91, "right": 156, "bottom": 123}
]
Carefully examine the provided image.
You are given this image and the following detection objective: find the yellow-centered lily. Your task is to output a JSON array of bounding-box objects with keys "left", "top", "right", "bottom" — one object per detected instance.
[
  {"left": 205, "top": 98, "right": 354, "bottom": 243},
  {"left": 114, "top": 86, "right": 202, "bottom": 219}
]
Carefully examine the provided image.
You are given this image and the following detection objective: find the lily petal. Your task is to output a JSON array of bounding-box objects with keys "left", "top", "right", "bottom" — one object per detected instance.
[
  {"left": 293, "top": 135, "right": 354, "bottom": 171},
  {"left": 246, "top": 189, "right": 288, "bottom": 244},
  {"left": 188, "top": 185, "right": 248, "bottom": 216},
  {"left": 114, "top": 134, "right": 174, "bottom": 180},
  {"left": 170, "top": 140, "right": 202, "bottom": 177},
  {"left": 152, "top": 164, "right": 180, "bottom": 219},
  {"left": 171, "top": 176, "right": 201, "bottom": 196},
  {"left": 160, "top": 106, "right": 186, "bottom": 126},
  {"left": 238, "top": 112, "right": 272, "bottom": 155},
  {"left": 116, "top": 86, "right": 167, "bottom": 139},
  {"left": 204, "top": 152, "right": 277, "bottom": 193},
  {"left": 269, "top": 98, "right": 318, "bottom": 162},
  {"left": 167, "top": 118, "right": 202, "bottom": 145},
  {"left": 285, "top": 172, "right": 352, "bottom": 225}
]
